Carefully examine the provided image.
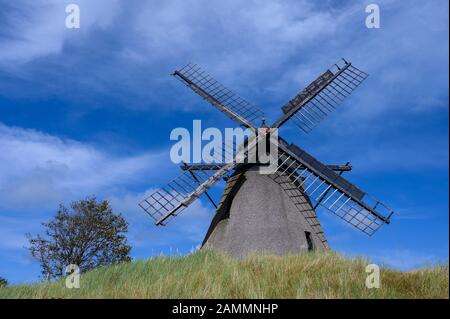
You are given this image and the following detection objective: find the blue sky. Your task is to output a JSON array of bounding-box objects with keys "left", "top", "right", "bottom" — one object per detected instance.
[{"left": 0, "top": 0, "right": 448, "bottom": 284}]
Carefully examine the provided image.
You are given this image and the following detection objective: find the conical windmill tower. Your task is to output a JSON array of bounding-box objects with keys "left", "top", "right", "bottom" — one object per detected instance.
[{"left": 139, "top": 58, "right": 394, "bottom": 258}]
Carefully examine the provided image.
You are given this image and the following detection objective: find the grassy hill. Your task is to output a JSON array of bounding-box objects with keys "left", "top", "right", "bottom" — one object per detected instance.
[{"left": 0, "top": 249, "right": 448, "bottom": 298}]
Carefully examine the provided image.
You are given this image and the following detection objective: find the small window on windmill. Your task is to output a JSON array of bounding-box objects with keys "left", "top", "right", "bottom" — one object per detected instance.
[{"left": 305, "top": 231, "right": 313, "bottom": 251}]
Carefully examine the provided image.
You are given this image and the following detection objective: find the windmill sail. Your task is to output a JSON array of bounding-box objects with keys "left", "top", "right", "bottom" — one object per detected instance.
[
  {"left": 173, "top": 64, "right": 264, "bottom": 129},
  {"left": 139, "top": 136, "right": 259, "bottom": 225},
  {"left": 139, "top": 168, "right": 218, "bottom": 225},
  {"left": 271, "top": 140, "right": 393, "bottom": 235},
  {"left": 139, "top": 163, "right": 235, "bottom": 226},
  {"left": 273, "top": 59, "right": 368, "bottom": 133}
]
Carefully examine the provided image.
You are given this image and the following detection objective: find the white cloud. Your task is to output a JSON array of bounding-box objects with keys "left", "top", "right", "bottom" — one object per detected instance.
[
  {"left": 0, "top": 0, "right": 121, "bottom": 65},
  {"left": 0, "top": 0, "right": 350, "bottom": 83},
  {"left": 130, "top": 0, "right": 345, "bottom": 78},
  {"left": 0, "top": 122, "right": 168, "bottom": 212},
  {"left": 1, "top": 0, "right": 447, "bottom": 120}
]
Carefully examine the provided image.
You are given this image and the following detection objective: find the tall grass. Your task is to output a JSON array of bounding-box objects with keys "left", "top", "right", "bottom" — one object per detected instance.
[{"left": 0, "top": 249, "right": 448, "bottom": 298}]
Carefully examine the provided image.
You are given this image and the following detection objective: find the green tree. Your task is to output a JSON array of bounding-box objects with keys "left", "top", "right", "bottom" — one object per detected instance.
[{"left": 27, "top": 197, "right": 131, "bottom": 279}]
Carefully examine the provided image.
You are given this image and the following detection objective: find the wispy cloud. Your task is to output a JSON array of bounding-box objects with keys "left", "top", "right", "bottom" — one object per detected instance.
[
  {"left": 0, "top": 0, "right": 121, "bottom": 65},
  {"left": 1, "top": 0, "right": 447, "bottom": 123},
  {"left": 0, "top": 122, "right": 168, "bottom": 212}
]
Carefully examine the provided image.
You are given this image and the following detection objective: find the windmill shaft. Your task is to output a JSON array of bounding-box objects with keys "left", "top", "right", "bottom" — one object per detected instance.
[
  {"left": 181, "top": 163, "right": 352, "bottom": 172},
  {"left": 326, "top": 164, "right": 352, "bottom": 172},
  {"left": 181, "top": 164, "right": 224, "bottom": 170}
]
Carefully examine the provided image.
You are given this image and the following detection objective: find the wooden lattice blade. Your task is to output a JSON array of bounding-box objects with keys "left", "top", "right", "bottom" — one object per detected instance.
[
  {"left": 173, "top": 63, "right": 264, "bottom": 129},
  {"left": 273, "top": 58, "right": 368, "bottom": 133},
  {"left": 271, "top": 140, "right": 394, "bottom": 236},
  {"left": 139, "top": 135, "right": 259, "bottom": 226}
]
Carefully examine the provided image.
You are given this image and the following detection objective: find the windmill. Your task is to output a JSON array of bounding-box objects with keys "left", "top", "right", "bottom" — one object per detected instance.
[{"left": 139, "top": 58, "right": 394, "bottom": 258}]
